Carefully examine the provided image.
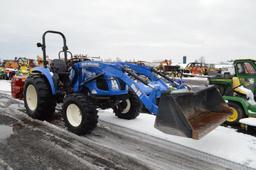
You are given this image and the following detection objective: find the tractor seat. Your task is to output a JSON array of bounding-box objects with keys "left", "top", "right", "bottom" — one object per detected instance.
[
  {"left": 232, "top": 77, "right": 256, "bottom": 105},
  {"left": 50, "top": 59, "right": 69, "bottom": 84},
  {"left": 232, "top": 77, "right": 247, "bottom": 96},
  {"left": 50, "top": 59, "right": 68, "bottom": 75}
]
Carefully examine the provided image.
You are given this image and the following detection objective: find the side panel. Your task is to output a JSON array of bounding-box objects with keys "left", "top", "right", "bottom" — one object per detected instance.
[
  {"left": 32, "top": 67, "right": 56, "bottom": 95},
  {"left": 208, "top": 78, "right": 232, "bottom": 86},
  {"left": 223, "top": 96, "right": 249, "bottom": 116}
]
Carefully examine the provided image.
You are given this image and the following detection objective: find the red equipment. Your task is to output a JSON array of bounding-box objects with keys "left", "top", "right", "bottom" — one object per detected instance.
[{"left": 11, "top": 76, "right": 26, "bottom": 99}]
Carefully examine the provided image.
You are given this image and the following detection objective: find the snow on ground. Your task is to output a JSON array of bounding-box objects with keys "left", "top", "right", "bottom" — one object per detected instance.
[
  {"left": 1, "top": 80, "right": 256, "bottom": 168},
  {"left": 180, "top": 77, "right": 209, "bottom": 86},
  {"left": 240, "top": 118, "right": 256, "bottom": 126},
  {"left": 99, "top": 111, "right": 256, "bottom": 168},
  {"left": 0, "top": 80, "right": 11, "bottom": 95}
]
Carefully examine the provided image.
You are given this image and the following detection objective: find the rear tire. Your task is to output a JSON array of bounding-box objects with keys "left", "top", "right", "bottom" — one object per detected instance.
[
  {"left": 113, "top": 91, "right": 141, "bottom": 119},
  {"left": 62, "top": 94, "right": 98, "bottom": 135},
  {"left": 24, "top": 76, "right": 56, "bottom": 120},
  {"left": 226, "top": 101, "right": 245, "bottom": 125}
]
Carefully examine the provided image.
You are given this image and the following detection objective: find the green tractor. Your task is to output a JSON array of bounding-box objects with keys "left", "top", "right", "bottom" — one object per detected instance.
[
  {"left": 0, "top": 67, "right": 5, "bottom": 79},
  {"left": 0, "top": 62, "right": 7, "bottom": 79},
  {"left": 209, "top": 59, "right": 256, "bottom": 125}
]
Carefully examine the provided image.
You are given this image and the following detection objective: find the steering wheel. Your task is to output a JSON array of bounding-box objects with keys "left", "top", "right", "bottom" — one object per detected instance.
[{"left": 58, "top": 50, "right": 76, "bottom": 67}]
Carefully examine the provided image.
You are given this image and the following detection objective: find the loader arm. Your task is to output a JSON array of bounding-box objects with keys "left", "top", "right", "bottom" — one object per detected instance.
[{"left": 116, "top": 62, "right": 182, "bottom": 89}]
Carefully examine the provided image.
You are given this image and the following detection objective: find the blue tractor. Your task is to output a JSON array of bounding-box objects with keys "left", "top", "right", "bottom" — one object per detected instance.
[{"left": 23, "top": 31, "right": 230, "bottom": 139}]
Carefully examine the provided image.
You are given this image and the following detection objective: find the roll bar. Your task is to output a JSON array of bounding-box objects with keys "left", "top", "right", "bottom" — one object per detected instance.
[{"left": 36, "top": 30, "right": 68, "bottom": 68}]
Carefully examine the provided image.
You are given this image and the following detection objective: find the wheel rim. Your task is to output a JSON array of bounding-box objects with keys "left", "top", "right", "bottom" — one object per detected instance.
[
  {"left": 227, "top": 107, "right": 239, "bottom": 122},
  {"left": 26, "top": 84, "right": 38, "bottom": 111},
  {"left": 121, "top": 99, "right": 131, "bottom": 114},
  {"left": 66, "top": 103, "right": 82, "bottom": 127}
]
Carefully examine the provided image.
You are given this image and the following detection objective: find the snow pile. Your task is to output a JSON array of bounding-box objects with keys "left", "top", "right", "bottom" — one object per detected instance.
[
  {"left": 240, "top": 118, "right": 256, "bottom": 126},
  {"left": 98, "top": 110, "right": 256, "bottom": 168}
]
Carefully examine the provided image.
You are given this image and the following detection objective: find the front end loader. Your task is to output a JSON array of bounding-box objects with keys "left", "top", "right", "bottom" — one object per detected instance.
[
  {"left": 20, "top": 30, "right": 230, "bottom": 139},
  {"left": 114, "top": 62, "right": 230, "bottom": 139}
]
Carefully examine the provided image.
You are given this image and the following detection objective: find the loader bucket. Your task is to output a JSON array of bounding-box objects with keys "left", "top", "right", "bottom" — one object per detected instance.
[{"left": 154, "top": 86, "right": 231, "bottom": 139}]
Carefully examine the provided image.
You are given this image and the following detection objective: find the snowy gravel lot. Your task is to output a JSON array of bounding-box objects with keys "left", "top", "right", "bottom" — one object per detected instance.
[{"left": 0, "top": 80, "right": 255, "bottom": 169}]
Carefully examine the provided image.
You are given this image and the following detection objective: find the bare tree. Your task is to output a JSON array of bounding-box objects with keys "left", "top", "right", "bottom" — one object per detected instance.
[{"left": 198, "top": 56, "right": 205, "bottom": 64}]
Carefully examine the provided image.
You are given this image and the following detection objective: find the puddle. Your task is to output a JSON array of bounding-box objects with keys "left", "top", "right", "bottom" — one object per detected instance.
[{"left": 0, "top": 125, "right": 13, "bottom": 143}]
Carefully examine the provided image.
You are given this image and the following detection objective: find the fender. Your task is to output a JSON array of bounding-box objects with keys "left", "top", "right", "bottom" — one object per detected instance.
[
  {"left": 32, "top": 67, "right": 56, "bottom": 95},
  {"left": 223, "top": 95, "right": 250, "bottom": 116}
]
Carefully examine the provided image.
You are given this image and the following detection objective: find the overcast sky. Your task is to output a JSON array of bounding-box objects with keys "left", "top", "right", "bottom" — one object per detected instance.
[{"left": 0, "top": 0, "right": 255, "bottom": 63}]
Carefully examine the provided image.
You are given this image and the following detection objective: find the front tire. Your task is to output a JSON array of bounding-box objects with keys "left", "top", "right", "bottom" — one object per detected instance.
[
  {"left": 62, "top": 94, "right": 98, "bottom": 135},
  {"left": 24, "top": 76, "right": 56, "bottom": 120},
  {"left": 113, "top": 91, "right": 141, "bottom": 120},
  {"left": 226, "top": 101, "right": 245, "bottom": 125}
]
